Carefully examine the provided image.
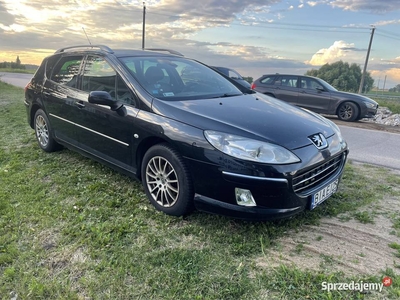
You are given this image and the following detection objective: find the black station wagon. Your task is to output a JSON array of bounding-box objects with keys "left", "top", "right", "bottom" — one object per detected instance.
[{"left": 25, "top": 45, "right": 349, "bottom": 220}]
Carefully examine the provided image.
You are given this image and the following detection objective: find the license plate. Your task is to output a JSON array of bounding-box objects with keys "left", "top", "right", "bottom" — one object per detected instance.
[{"left": 310, "top": 179, "right": 339, "bottom": 209}]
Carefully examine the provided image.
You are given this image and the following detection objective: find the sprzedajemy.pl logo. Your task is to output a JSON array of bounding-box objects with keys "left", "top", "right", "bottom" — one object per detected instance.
[{"left": 321, "top": 277, "right": 393, "bottom": 293}]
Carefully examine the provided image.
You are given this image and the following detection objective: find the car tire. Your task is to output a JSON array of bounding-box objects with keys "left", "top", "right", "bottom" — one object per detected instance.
[
  {"left": 141, "top": 144, "right": 194, "bottom": 216},
  {"left": 337, "top": 102, "right": 359, "bottom": 122},
  {"left": 34, "top": 109, "right": 60, "bottom": 152}
]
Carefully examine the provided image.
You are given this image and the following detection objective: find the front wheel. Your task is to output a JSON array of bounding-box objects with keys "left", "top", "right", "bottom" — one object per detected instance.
[
  {"left": 34, "top": 109, "right": 60, "bottom": 152},
  {"left": 337, "top": 102, "right": 359, "bottom": 122},
  {"left": 141, "top": 144, "right": 194, "bottom": 216}
]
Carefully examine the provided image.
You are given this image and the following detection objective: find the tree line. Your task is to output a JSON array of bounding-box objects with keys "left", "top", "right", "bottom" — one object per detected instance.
[
  {"left": 388, "top": 84, "right": 400, "bottom": 93},
  {"left": 0, "top": 56, "right": 26, "bottom": 69},
  {"left": 306, "top": 61, "right": 374, "bottom": 93}
]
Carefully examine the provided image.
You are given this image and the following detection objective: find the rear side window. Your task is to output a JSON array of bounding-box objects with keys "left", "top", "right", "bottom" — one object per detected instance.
[
  {"left": 276, "top": 75, "right": 298, "bottom": 87},
  {"left": 50, "top": 56, "right": 83, "bottom": 87},
  {"left": 260, "top": 75, "right": 276, "bottom": 84}
]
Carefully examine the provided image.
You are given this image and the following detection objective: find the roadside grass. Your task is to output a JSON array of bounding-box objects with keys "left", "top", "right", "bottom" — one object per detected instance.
[
  {"left": 1, "top": 81, "right": 399, "bottom": 299},
  {"left": 371, "top": 97, "right": 400, "bottom": 114},
  {"left": 367, "top": 91, "right": 400, "bottom": 97},
  {"left": 0, "top": 68, "right": 36, "bottom": 74}
]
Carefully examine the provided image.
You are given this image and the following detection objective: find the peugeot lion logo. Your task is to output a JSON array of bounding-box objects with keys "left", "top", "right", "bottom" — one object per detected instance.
[{"left": 308, "top": 133, "right": 328, "bottom": 149}]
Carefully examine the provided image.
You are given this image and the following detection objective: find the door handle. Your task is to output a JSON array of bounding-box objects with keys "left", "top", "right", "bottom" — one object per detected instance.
[{"left": 75, "top": 101, "right": 85, "bottom": 108}]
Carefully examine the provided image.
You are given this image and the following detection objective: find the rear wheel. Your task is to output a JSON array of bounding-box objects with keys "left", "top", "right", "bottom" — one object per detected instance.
[
  {"left": 141, "top": 144, "right": 194, "bottom": 216},
  {"left": 337, "top": 102, "right": 359, "bottom": 122},
  {"left": 34, "top": 109, "right": 60, "bottom": 152}
]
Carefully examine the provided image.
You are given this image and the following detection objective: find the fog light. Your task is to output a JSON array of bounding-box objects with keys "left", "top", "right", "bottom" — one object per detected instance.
[{"left": 235, "top": 188, "right": 257, "bottom": 207}]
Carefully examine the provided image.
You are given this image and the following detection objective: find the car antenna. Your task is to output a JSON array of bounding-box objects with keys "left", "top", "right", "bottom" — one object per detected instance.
[{"left": 82, "top": 27, "right": 92, "bottom": 45}]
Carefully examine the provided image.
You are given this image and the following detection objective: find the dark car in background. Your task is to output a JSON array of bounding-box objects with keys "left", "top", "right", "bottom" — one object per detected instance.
[
  {"left": 211, "top": 66, "right": 251, "bottom": 89},
  {"left": 25, "top": 45, "right": 348, "bottom": 220},
  {"left": 251, "top": 74, "right": 378, "bottom": 122}
]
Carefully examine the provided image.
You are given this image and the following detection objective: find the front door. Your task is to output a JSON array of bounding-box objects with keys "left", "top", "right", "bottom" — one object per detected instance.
[
  {"left": 75, "top": 55, "right": 140, "bottom": 170},
  {"left": 298, "top": 77, "right": 331, "bottom": 112}
]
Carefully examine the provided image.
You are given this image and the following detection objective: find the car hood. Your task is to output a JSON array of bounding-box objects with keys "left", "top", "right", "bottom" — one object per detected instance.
[
  {"left": 151, "top": 93, "right": 335, "bottom": 150},
  {"left": 330, "top": 90, "right": 378, "bottom": 104}
]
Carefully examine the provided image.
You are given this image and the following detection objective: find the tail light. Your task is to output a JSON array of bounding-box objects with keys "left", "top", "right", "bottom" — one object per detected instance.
[
  {"left": 250, "top": 83, "right": 256, "bottom": 89},
  {"left": 24, "top": 82, "right": 31, "bottom": 92}
]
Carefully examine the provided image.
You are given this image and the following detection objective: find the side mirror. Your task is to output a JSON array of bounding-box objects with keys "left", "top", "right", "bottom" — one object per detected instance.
[
  {"left": 88, "top": 91, "right": 121, "bottom": 110},
  {"left": 88, "top": 91, "right": 127, "bottom": 116},
  {"left": 316, "top": 87, "right": 325, "bottom": 92}
]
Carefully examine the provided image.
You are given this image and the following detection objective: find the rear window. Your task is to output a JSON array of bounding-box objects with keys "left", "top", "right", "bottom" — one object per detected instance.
[{"left": 119, "top": 56, "right": 241, "bottom": 100}]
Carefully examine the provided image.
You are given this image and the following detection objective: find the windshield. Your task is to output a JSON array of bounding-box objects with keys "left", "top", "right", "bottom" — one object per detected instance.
[{"left": 119, "top": 56, "right": 242, "bottom": 100}]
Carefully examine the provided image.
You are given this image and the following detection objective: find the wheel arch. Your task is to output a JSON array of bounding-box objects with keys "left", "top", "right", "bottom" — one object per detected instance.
[
  {"left": 264, "top": 92, "right": 276, "bottom": 98},
  {"left": 135, "top": 136, "right": 169, "bottom": 181},
  {"left": 29, "top": 103, "right": 42, "bottom": 128}
]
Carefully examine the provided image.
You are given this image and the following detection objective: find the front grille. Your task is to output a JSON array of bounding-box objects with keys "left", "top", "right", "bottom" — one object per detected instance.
[{"left": 292, "top": 154, "right": 345, "bottom": 195}]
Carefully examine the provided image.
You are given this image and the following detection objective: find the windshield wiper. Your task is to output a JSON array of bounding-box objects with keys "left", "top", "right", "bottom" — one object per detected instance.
[{"left": 211, "top": 93, "right": 242, "bottom": 98}]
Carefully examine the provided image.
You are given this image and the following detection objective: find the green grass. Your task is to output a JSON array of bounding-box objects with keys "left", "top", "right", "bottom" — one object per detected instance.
[
  {"left": 368, "top": 90, "right": 400, "bottom": 97},
  {"left": 0, "top": 67, "right": 36, "bottom": 74},
  {"left": 0, "top": 81, "right": 399, "bottom": 299}
]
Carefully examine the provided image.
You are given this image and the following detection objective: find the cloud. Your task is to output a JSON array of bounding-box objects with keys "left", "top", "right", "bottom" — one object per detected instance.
[
  {"left": 307, "top": 1, "right": 319, "bottom": 7},
  {"left": 373, "top": 19, "right": 400, "bottom": 26},
  {"left": 0, "top": 0, "right": 282, "bottom": 53},
  {"left": 329, "top": 0, "right": 400, "bottom": 14},
  {"left": 305, "top": 40, "right": 365, "bottom": 66},
  {"left": 0, "top": 0, "right": 270, "bottom": 65}
]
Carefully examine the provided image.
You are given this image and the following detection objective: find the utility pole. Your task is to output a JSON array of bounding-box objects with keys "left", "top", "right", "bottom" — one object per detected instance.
[
  {"left": 358, "top": 26, "right": 375, "bottom": 94},
  {"left": 142, "top": 2, "right": 146, "bottom": 49},
  {"left": 376, "top": 77, "right": 380, "bottom": 96},
  {"left": 382, "top": 75, "right": 387, "bottom": 93}
]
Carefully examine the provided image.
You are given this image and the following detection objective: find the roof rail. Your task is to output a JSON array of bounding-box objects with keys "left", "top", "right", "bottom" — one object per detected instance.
[
  {"left": 55, "top": 45, "right": 114, "bottom": 54},
  {"left": 144, "top": 48, "right": 184, "bottom": 56}
]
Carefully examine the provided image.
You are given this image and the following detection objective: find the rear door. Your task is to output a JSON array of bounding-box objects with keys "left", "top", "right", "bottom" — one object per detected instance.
[
  {"left": 298, "top": 77, "right": 332, "bottom": 113},
  {"left": 272, "top": 75, "right": 299, "bottom": 105},
  {"left": 42, "top": 54, "right": 86, "bottom": 146}
]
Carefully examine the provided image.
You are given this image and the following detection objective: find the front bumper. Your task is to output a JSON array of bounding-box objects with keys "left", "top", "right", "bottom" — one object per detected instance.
[
  {"left": 361, "top": 105, "right": 378, "bottom": 119},
  {"left": 186, "top": 144, "right": 348, "bottom": 220}
]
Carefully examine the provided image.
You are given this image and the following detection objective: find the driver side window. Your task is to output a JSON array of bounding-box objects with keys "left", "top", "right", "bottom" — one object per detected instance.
[
  {"left": 82, "top": 56, "right": 116, "bottom": 96},
  {"left": 82, "top": 56, "right": 136, "bottom": 106},
  {"left": 308, "top": 79, "right": 324, "bottom": 90}
]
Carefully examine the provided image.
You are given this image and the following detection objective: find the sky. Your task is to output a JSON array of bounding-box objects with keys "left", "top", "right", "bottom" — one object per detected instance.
[{"left": 1, "top": 0, "right": 400, "bottom": 88}]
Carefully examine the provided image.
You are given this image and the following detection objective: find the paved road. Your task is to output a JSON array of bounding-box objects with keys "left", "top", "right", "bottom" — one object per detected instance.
[
  {"left": 2, "top": 72, "right": 399, "bottom": 169},
  {"left": 339, "top": 125, "right": 400, "bottom": 170},
  {"left": 0, "top": 72, "right": 33, "bottom": 88}
]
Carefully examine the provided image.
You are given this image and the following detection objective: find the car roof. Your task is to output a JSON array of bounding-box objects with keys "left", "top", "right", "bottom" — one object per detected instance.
[
  {"left": 54, "top": 45, "right": 184, "bottom": 58},
  {"left": 262, "top": 73, "right": 317, "bottom": 79}
]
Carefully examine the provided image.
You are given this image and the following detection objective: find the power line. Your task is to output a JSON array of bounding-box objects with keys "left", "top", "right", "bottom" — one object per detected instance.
[
  {"left": 378, "top": 28, "right": 400, "bottom": 39},
  {"left": 375, "top": 32, "right": 400, "bottom": 42}
]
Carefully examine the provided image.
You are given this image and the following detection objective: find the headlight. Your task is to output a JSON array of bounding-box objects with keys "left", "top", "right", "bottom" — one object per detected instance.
[
  {"left": 362, "top": 100, "right": 377, "bottom": 109},
  {"left": 204, "top": 130, "right": 300, "bottom": 164}
]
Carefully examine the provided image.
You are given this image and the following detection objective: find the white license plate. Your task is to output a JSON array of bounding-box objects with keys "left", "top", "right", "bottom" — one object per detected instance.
[{"left": 310, "top": 179, "right": 339, "bottom": 209}]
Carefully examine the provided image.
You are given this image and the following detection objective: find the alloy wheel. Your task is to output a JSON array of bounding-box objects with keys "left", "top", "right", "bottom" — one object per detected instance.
[
  {"left": 339, "top": 104, "right": 353, "bottom": 120},
  {"left": 145, "top": 156, "right": 179, "bottom": 207},
  {"left": 35, "top": 115, "right": 49, "bottom": 147}
]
